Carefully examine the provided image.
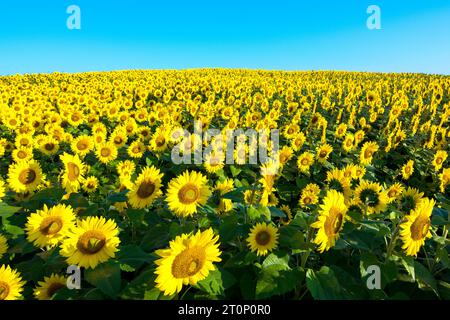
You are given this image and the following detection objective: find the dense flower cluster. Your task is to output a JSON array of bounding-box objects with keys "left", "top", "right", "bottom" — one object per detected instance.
[{"left": 0, "top": 69, "right": 448, "bottom": 300}]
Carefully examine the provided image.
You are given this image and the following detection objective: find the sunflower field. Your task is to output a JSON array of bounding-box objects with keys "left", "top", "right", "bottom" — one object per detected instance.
[{"left": 0, "top": 69, "right": 449, "bottom": 300}]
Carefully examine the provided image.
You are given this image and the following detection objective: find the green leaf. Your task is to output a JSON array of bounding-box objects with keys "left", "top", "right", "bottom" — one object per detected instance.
[
  {"left": 399, "top": 255, "right": 415, "bottom": 280},
  {"left": 3, "top": 223, "right": 25, "bottom": 237},
  {"left": 230, "top": 166, "right": 242, "bottom": 177},
  {"left": 0, "top": 203, "right": 21, "bottom": 217},
  {"left": 414, "top": 261, "right": 439, "bottom": 297},
  {"left": 268, "top": 206, "right": 286, "bottom": 218},
  {"left": 120, "top": 267, "right": 157, "bottom": 300},
  {"left": 62, "top": 193, "right": 89, "bottom": 208},
  {"left": 107, "top": 190, "right": 129, "bottom": 203},
  {"left": 255, "top": 254, "right": 304, "bottom": 299},
  {"left": 195, "top": 268, "right": 236, "bottom": 297},
  {"left": 222, "top": 186, "right": 248, "bottom": 202},
  {"left": 85, "top": 261, "right": 122, "bottom": 299},
  {"left": 117, "top": 245, "right": 154, "bottom": 270},
  {"left": 144, "top": 288, "right": 163, "bottom": 300},
  {"left": 306, "top": 266, "right": 343, "bottom": 300}
]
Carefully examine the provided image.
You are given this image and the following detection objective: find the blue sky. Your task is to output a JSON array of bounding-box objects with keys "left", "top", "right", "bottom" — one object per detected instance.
[{"left": 0, "top": 0, "right": 449, "bottom": 75}]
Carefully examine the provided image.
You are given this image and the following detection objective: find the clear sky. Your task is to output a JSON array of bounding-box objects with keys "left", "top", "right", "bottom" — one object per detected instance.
[{"left": 0, "top": 0, "right": 449, "bottom": 75}]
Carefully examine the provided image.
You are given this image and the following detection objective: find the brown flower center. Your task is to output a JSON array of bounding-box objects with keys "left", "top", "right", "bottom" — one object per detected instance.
[
  {"left": 19, "top": 168, "right": 37, "bottom": 185},
  {"left": 46, "top": 282, "right": 65, "bottom": 298},
  {"left": 77, "top": 141, "right": 88, "bottom": 151},
  {"left": 39, "top": 217, "right": 63, "bottom": 235},
  {"left": 171, "top": 246, "right": 206, "bottom": 278},
  {"left": 77, "top": 230, "right": 106, "bottom": 255},
  {"left": 325, "top": 207, "right": 344, "bottom": 236},
  {"left": 137, "top": 181, "right": 156, "bottom": 199},
  {"left": 17, "top": 150, "right": 27, "bottom": 159},
  {"left": 178, "top": 183, "right": 200, "bottom": 204},
  {"left": 101, "top": 148, "right": 111, "bottom": 157},
  {"left": 410, "top": 217, "right": 430, "bottom": 241},
  {"left": 255, "top": 230, "right": 271, "bottom": 246},
  {"left": 0, "top": 281, "right": 10, "bottom": 300},
  {"left": 45, "top": 143, "right": 55, "bottom": 151},
  {"left": 67, "top": 162, "right": 80, "bottom": 181}
]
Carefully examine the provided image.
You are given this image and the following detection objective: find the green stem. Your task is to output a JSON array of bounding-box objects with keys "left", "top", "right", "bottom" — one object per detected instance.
[
  {"left": 386, "top": 223, "right": 400, "bottom": 261},
  {"left": 179, "top": 286, "right": 192, "bottom": 300}
]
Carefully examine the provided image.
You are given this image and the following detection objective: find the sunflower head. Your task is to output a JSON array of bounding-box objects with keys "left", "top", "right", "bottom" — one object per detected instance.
[
  {"left": 247, "top": 222, "right": 279, "bottom": 256},
  {"left": 0, "top": 265, "right": 25, "bottom": 300},
  {"left": 26, "top": 204, "right": 76, "bottom": 248},
  {"left": 7, "top": 159, "right": 43, "bottom": 193},
  {"left": 311, "top": 190, "right": 348, "bottom": 252},
  {"left": 33, "top": 274, "right": 67, "bottom": 300},
  {"left": 297, "top": 151, "right": 314, "bottom": 173},
  {"left": 154, "top": 228, "right": 221, "bottom": 296},
  {"left": 128, "top": 165, "right": 163, "bottom": 209},
  {"left": 354, "top": 180, "right": 388, "bottom": 215},
  {"left": 60, "top": 216, "right": 120, "bottom": 269},
  {"left": 166, "top": 171, "right": 211, "bottom": 217},
  {"left": 400, "top": 198, "right": 435, "bottom": 256}
]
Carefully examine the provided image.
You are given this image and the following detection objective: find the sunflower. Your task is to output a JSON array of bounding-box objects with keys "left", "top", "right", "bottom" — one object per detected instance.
[
  {"left": 386, "top": 182, "right": 405, "bottom": 203},
  {"left": 83, "top": 176, "right": 99, "bottom": 193},
  {"left": 335, "top": 123, "right": 347, "bottom": 138},
  {"left": 303, "top": 183, "right": 321, "bottom": 195},
  {"left": 0, "top": 265, "right": 25, "bottom": 300},
  {"left": 278, "top": 146, "right": 293, "bottom": 166},
  {"left": 432, "top": 150, "right": 447, "bottom": 171},
  {"left": 299, "top": 191, "right": 319, "bottom": 207},
  {"left": 39, "top": 136, "right": 59, "bottom": 156},
  {"left": 128, "top": 166, "right": 163, "bottom": 209},
  {"left": 60, "top": 153, "right": 85, "bottom": 193},
  {"left": 7, "top": 159, "right": 43, "bottom": 193},
  {"left": 12, "top": 146, "right": 33, "bottom": 163},
  {"left": 353, "top": 180, "right": 388, "bottom": 215},
  {"left": 359, "top": 141, "right": 379, "bottom": 165},
  {"left": 439, "top": 168, "right": 450, "bottom": 193},
  {"left": 127, "top": 141, "right": 146, "bottom": 159},
  {"left": 297, "top": 151, "right": 314, "bottom": 173},
  {"left": 14, "top": 133, "right": 33, "bottom": 148},
  {"left": 400, "top": 198, "right": 434, "bottom": 256},
  {"left": 60, "top": 216, "right": 120, "bottom": 269},
  {"left": 0, "top": 234, "right": 8, "bottom": 259},
  {"left": 204, "top": 150, "right": 225, "bottom": 174},
  {"left": 401, "top": 160, "right": 414, "bottom": 180},
  {"left": 215, "top": 178, "right": 234, "bottom": 213},
  {"left": 247, "top": 222, "right": 279, "bottom": 256},
  {"left": 401, "top": 187, "right": 424, "bottom": 212},
  {"left": 290, "top": 132, "right": 306, "bottom": 152},
  {"left": 166, "top": 171, "right": 211, "bottom": 217},
  {"left": 311, "top": 190, "right": 348, "bottom": 252},
  {"left": 71, "top": 135, "right": 94, "bottom": 157},
  {"left": 33, "top": 274, "right": 67, "bottom": 300},
  {"left": 352, "top": 164, "right": 366, "bottom": 180},
  {"left": 279, "top": 205, "right": 293, "bottom": 225},
  {"left": 326, "top": 168, "right": 351, "bottom": 200},
  {"left": 116, "top": 160, "right": 136, "bottom": 177},
  {"left": 96, "top": 141, "right": 118, "bottom": 164},
  {"left": 0, "top": 179, "right": 5, "bottom": 202},
  {"left": 150, "top": 128, "right": 169, "bottom": 152},
  {"left": 154, "top": 228, "right": 221, "bottom": 296},
  {"left": 342, "top": 133, "right": 354, "bottom": 152},
  {"left": 354, "top": 130, "right": 365, "bottom": 146},
  {"left": 316, "top": 143, "right": 333, "bottom": 163},
  {"left": 26, "top": 204, "right": 76, "bottom": 248},
  {"left": 109, "top": 129, "right": 128, "bottom": 149}
]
